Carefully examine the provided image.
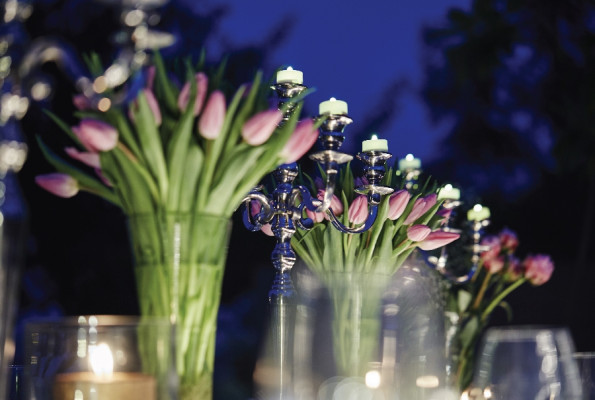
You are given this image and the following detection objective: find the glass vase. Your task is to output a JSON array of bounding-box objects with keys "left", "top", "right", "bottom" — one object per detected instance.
[
  {"left": 24, "top": 316, "right": 175, "bottom": 400},
  {"left": 127, "top": 212, "right": 231, "bottom": 400}
]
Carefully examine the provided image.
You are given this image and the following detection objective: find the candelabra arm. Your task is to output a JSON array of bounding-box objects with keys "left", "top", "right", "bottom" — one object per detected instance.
[
  {"left": 325, "top": 201, "right": 379, "bottom": 234},
  {"left": 241, "top": 191, "right": 274, "bottom": 231}
]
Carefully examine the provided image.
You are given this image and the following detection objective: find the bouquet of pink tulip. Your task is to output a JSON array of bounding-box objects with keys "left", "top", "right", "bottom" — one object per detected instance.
[
  {"left": 447, "top": 228, "right": 555, "bottom": 391},
  {"left": 289, "top": 164, "right": 460, "bottom": 377},
  {"left": 35, "top": 54, "right": 317, "bottom": 400}
]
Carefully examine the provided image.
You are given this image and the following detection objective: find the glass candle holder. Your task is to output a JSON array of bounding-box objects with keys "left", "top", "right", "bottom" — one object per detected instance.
[{"left": 24, "top": 316, "right": 176, "bottom": 400}]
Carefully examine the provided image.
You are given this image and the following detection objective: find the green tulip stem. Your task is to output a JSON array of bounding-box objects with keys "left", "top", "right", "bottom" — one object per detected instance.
[{"left": 481, "top": 278, "right": 526, "bottom": 321}]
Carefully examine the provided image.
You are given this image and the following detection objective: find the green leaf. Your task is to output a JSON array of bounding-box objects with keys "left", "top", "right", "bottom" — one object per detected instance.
[
  {"left": 36, "top": 136, "right": 120, "bottom": 206},
  {"left": 459, "top": 316, "right": 479, "bottom": 349},
  {"left": 44, "top": 110, "right": 84, "bottom": 148},
  {"left": 498, "top": 301, "right": 514, "bottom": 322},
  {"left": 108, "top": 149, "right": 155, "bottom": 213},
  {"left": 153, "top": 51, "right": 180, "bottom": 116},
  {"left": 179, "top": 141, "right": 204, "bottom": 212},
  {"left": 105, "top": 109, "right": 145, "bottom": 164},
  {"left": 134, "top": 92, "right": 169, "bottom": 203},
  {"left": 458, "top": 290, "right": 472, "bottom": 312},
  {"left": 225, "top": 71, "right": 263, "bottom": 156}
]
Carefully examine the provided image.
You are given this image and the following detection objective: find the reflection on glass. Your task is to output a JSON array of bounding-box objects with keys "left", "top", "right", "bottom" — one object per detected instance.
[
  {"left": 472, "top": 327, "right": 582, "bottom": 400},
  {"left": 574, "top": 353, "right": 595, "bottom": 400}
]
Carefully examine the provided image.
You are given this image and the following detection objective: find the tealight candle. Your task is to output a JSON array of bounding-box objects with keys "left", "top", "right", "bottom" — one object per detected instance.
[
  {"left": 276, "top": 66, "right": 303, "bottom": 84},
  {"left": 438, "top": 184, "right": 461, "bottom": 201},
  {"left": 319, "top": 97, "right": 348, "bottom": 115},
  {"left": 398, "top": 154, "right": 421, "bottom": 170},
  {"left": 362, "top": 134, "right": 388, "bottom": 152},
  {"left": 467, "top": 204, "right": 490, "bottom": 221}
]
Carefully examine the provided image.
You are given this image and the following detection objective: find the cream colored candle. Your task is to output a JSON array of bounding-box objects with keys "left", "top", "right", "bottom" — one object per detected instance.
[
  {"left": 319, "top": 97, "right": 348, "bottom": 115},
  {"left": 362, "top": 134, "right": 388, "bottom": 152},
  {"left": 398, "top": 153, "right": 421, "bottom": 170},
  {"left": 467, "top": 204, "right": 490, "bottom": 221},
  {"left": 276, "top": 67, "right": 303, "bottom": 84},
  {"left": 438, "top": 184, "right": 461, "bottom": 200}
]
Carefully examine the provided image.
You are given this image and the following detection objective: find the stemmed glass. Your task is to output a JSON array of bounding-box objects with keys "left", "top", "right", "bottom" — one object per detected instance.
[
  {"left": 470, "top": 327, "right": 582, "bottom": 400},
  {"left": 574, "top": 353, "right": 595, "bottom": 400}
]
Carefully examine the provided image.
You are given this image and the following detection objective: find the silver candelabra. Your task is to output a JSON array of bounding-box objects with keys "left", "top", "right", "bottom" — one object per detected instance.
[{"left": 241, "top": 80, "right": 394, "bottom": 398}]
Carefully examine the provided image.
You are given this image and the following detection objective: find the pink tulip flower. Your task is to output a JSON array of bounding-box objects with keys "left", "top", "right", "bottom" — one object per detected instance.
[
  {"left": 499, "top": 228, "right": 519, "bottom": 254},
  {"left": 128, "top": 89, "right": 162, "bottom": 126},
  {"left": 348, "top": 195, "right": 369, "bottom": 225},
  {"left": 354, "top": 176, "right": 369, "bottom": 187},
  {"left": 35, "top": 173, "right": 79, "bottom": 198},
  {"left": 317, "top": 190, "right": 343, "bottom": 217},
  {"left": 242, "top": 109, "right": 283, "bottom": 146},
  {"left": 523, "top": 254, "right": 554, "bottom": 286},
  {"left": 407, "top": 225, "right": 431, "bottom": 242},
  {"left": 421, "top": 193, "right": 437, "bottom": 215},
  {"left": 504, "top": 256, "right": 523, "bottom": 282},
  {"left": 177, "top": 72, "right": 209, "bottom": 116},
  {"left": 417, "top": 231, "right": 460, "bottom": 251},
  {"left": 146, "top": 66, "right": 156, "bottom": 90},
  {"left": 73, "top": 94, "right": 92, "bottom": 110},
  {"left": 388, "top": 189, "right": 410, "bottom": 220},
  {"left": 403, "top": 198, "right": 426, "bottom": 225},
  {"left": 65, "top": 147, "right": 101, "bottom": 169},
  {"left": 198, "top": 91, "right": 227, "bottom": 140},
  {"left": 484, "top": 256, "right": 505, "bottom": 274},
  {"left": 250, "top": 200, "right": 274, "bottom": 236},
  {"left": 279, "top": 119, "right": 318, "bottom": 163},
  {"left": 480, "top": 236, "right": 502, "bottom": 261},
  {"left": 75, "top": 119, "right": 118, "bottom": 152},
  {"left": 306, "top": 208, "right": 325, "bottom": 223},
  {"left": 437, "top": 208, "right": 453, "bottom": 225}
]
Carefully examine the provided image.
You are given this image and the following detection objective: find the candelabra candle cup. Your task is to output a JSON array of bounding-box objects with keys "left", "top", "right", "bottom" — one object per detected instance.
[
  {"left": 438, "top": 184, "right": 461, "bottom": 201},
  {"left": 467, "top": 204, "right": 490, "bottom": 222},
  {"left": 25, "top": 316, "right": 175, "bottom": 400}
]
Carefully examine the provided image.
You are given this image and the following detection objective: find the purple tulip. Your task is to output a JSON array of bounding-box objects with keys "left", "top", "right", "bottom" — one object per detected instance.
[
  {"left": 178, "top": 72, "right": 209, "bottom": 116},
  {"left": 407, "top": 225, "right": 431, "bottom": 242},
  {"left": 403, "top": 198, "right": 426, "bottom": 225},
  {"left": 242, "top": 109, "right": 283, "bottom": 146},
  {"left": 65, "top": 147, "right": 101, "bottom": 169},
  {"left": 421, "top": 193, "right": 437, "bottom": 215},
  {"left": 198, "top": 91, "right": 227, "bottom": 140},
  {"left": 436, "top": 208, "right": 452, "bottom": 226},
  {"left": 95, "top": 168, "right": 112, "bottom": 187},
  {"left": 523, "top": 255, "right": 554, "bottom": 286},
  {"left": 317, "top": 190, "right": 343, "bottom": 217},
  {"left": 75, "top": 119, "right": 118, "bottom": 153},
  {"left": 35, "top": 173, "right": 79, "bottom": 198},
  {"left": 499, "top": 228, "right": 519, "bottom": 254},
  {"left": 480, "top": 236, "right": 501, "bottom": 261},
  {"left": 417, "top": 231, "right": 460, "bottom": 251},
  {"left": 348, "top": 195, "right": 369, "bottom": 225},
  {"left": 146, "top": 66, "right": 156, "bottom": 90},
  {"left": 388, "top": 189, "right": 410, "bottom": 220},
  {"left": 484, "top": 256, "right": 505, "bottom": 274},
  {"left": 128, "top": 89, "right": 162, "bottom": 126},
  {"left": 314, "top": 177, "right": 325, "bottom": 190},
  {"left": 354, "top": 176, "right": 369, "bottom": 187},
  {"left": 504, "top": 256, "right": 523, "bottom": 282},
  {"left": 279, "top": 119, "right": 318, "bottom": 163},
  {"left": 73, "top": 94, "right": 91, "bottom": 110}
]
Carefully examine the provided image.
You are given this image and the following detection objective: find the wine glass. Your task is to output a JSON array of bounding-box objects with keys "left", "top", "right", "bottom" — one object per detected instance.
[
  {"left": 574, "top": 353, "right": 595, "bottom": 400},
  {"left": 470, "top": 327, "right": 582, "bottom": 400}
]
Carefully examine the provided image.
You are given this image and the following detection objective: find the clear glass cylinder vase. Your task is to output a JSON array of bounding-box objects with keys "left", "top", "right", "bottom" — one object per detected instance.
[
  {"left": 24, "top": 315, "right": 175, "bottom": 400},
  {"left": 127, "top": 212, "right": 231, "bottom": 400}
]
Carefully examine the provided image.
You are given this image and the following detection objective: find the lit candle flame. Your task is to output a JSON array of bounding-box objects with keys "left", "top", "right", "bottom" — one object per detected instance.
[
  {"left": 365, "top": 370, "right": 381, "bottom": 388},
  {"left": 371, "top": 134, "right": 378, "bottom": 140},
  {"left": 90, "top": 343, "right": 114, "bottom": 376},
  {"left": 444, "top": 184, "right": 453, "bottom": 191},
  {"left": 330, "top": 97, "right": 336, "bottom": 102},
  {"left": 473, "top": 204, "right": 483, "bottom": 212},
  {"left": 287, "top": 66, "right": 293, "bottom": 71},
  {"left": 405, "top": 154, "right": 414, "bottom": 161}
]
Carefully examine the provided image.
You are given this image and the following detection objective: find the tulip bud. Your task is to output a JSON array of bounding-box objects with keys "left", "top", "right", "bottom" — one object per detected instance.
[
  {"left": 317, "top": 190, "right": 343, "bottom": 217},
  {"left": 35, "top": 173, "right": 79, "bottom": 198},
  {"left": 403, "top": 198, "right": 426, "bottom": 225},
  {"left": 146, "top": 66, "right": 156, "bottom": 90},
  {"left": 484, "top": 256, "right": 505, "bottom": 274},
  {"left": 523, "top": 254, "right": 554, "bottom": 286},
  {"left": 75, "top": 119, "right": 118, "bottom": 153},
  {"left": 198, "top": 91, "right": 227, "bottom": 140},
  {"left": 480, "top": 236, "right": 501, "bottom": 261},
  {"left": 499, "top": 228, "right": 519, "bottom": 254},
  {"left": 65, "top": 147, "right": 101, "bottom": 169},
  {"left": 354, "top": 176, "right": 369, "bottom": 187},
  {"left": 178, "top": 72, "right": 209, "bottom": 116},
  {"left": 73, "top": 94, "right": 92, "bottom": 111},
  {"left": 250, "top": 200, "right": 274, "bottom": 236},
  {"left": 143, "top": 89, "right": 162, "bottom": 126},
  {"left": 261, "top": 223, "right": 274, "bottom": 236},
  {"left": 306, "top": 208, "right": 325, "bottom": 223},
  {"left": 421, "top": 193, "right": 437, "bottom": 215},
  {"left": 504, "top": 256, "right": 523, "bottom": 282},
  {"left": 407, "top": 225, "right": 431, "bottom": 242},
  {"left": 95, "top": 168, "right": 112, "bottom": 187},
  {"left": 388, "top": 189, "right": 410, "bottom": 220},
  {"left": 437, "top": 208, "right": 452, "bottom": 223},
  {"left": 348, "top": 195, "right": 369, "bottom": 225},
  {"left": 417, "top": 231, "right": 460, "bottom": 251},
  {"left": 279, "top": 119, "right": 318, "bottom": 163},
  {"left": 242, "top": 109, "right": 283, "bottom": 146},
  {"left": 314, "top": 177, "right": 325, "bottom": 190}
]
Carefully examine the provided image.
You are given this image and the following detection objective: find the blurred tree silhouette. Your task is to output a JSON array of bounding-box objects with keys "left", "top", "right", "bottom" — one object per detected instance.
[{"left": 422, "top": 0, "right": 595, "bottom": 334}]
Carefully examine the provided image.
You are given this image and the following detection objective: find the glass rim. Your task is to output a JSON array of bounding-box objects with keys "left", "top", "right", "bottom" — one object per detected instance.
[
  {"left": 574, "top": 352, "right": 595, "bottom": 359},
  {"left": 24, "top": 315, "right": 172, "bottom": 329}
]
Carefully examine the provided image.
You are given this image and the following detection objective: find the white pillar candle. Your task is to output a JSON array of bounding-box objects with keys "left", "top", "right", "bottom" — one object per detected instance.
[
  {"left": 398, "top": 154, "right": 421, "bottom": 170},
  {"left": 362, "top": 134, "right": 388, "bottom": 152},
  {"left": 467, "top": 204, "right": 490, "bottom": 221},
  {"left": 438, "top": 184, "right": 461, "bottom": 200},
  {"left": 276, "top": 66, "right": 303, "bottom": 84},
  {"left": 319, "top": 97, "right": 348, "bottom": 115}
]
